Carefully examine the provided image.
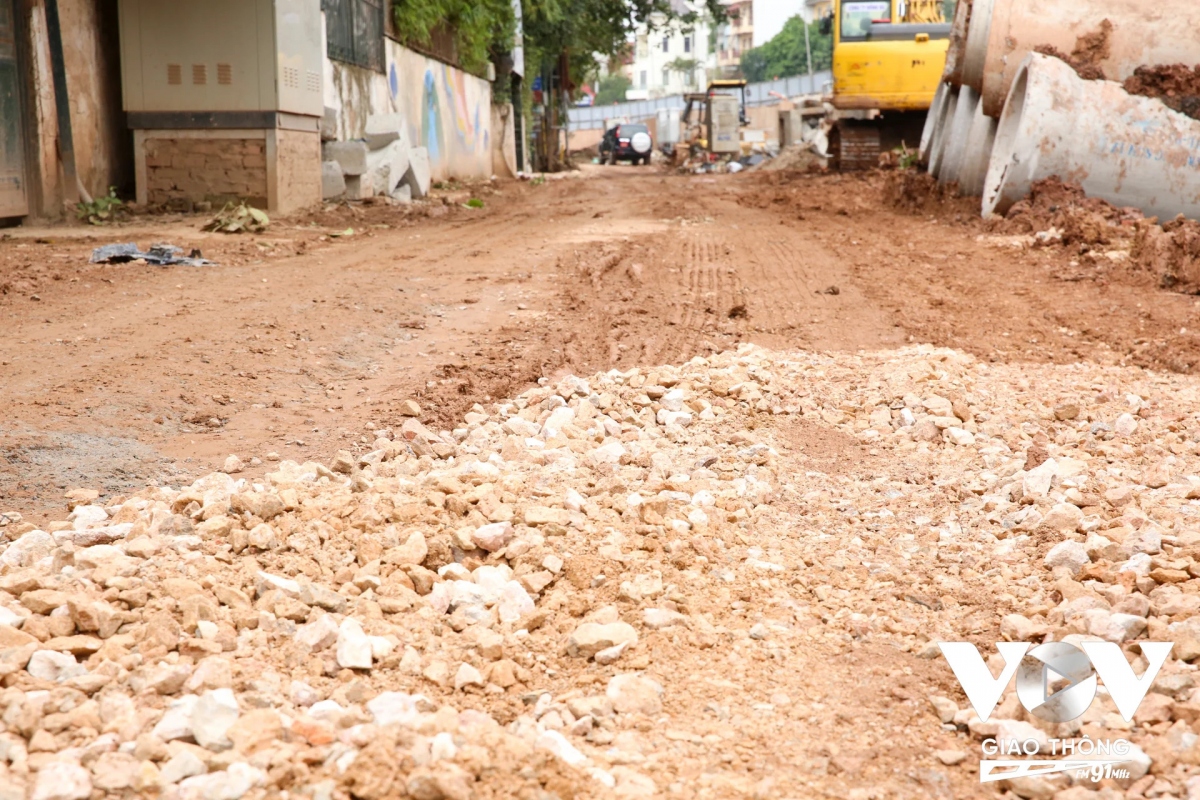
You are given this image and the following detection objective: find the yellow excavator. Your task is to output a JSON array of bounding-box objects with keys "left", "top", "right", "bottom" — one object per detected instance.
[{"left": 820, "top": 0, "right": 952, "bottom": 169}]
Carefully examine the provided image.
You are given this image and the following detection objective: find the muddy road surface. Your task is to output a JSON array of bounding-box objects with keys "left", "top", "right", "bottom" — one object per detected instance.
[
  {"left": 4, "top": 164, "right": 1200, "bottom": 800},
  {"left": 1, "top": 165, "right": 1196, "bottom": 522}
]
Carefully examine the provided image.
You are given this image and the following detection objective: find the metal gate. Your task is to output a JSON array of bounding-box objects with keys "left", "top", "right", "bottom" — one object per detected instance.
[{"left": 0, "top": 0, "right": 27, "bottom": 218}]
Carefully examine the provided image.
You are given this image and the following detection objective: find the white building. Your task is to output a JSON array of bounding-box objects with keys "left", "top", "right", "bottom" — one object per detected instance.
[
  {"left": 715, "top": 0, "right": 811, "bottom": 76},
  {"left": 624, "top": 0, "right": 718, "bottom": 100}
]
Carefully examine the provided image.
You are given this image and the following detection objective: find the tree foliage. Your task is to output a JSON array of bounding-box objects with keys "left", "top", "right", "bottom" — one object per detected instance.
[
  {"left": 523, "top": 0, "right": 724, "bottom": 92},
  {"left": 393, "top": 0, "right": 727, "bottom": 79},
  {"left": 594, "top": 73, "right": 633, "bottom": 105},
  {"left": 393, "top": 0, "right": 517, "bottom": 73},
  {"left": 741, "top": 15, "right": 831, "bottom": 83}
]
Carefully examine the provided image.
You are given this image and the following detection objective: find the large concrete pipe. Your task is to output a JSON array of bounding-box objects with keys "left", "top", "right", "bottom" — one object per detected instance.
[
  {"left": 958, "top": 0, "right": 993, "bottom": 92},
  {"left": 956, "top": 100, "right": 998, "bottom": 197},
  {"left": 919, "top": 83, "right": 950, "bottom": 165},
  {"left": 982, "top": 54, "right": 1200, "bottom": 221},
  {"left": 971, "top": 0, "right": 1200, "bottom": 118},
  {"left": 941, "top": 0, "right": 972, "bottom": 87},
  {"left": 927, "top": 88, "right": 959, "bottom": 179},
  {"left": 938, "top": 87, "right": 980, "bottom": 185}
]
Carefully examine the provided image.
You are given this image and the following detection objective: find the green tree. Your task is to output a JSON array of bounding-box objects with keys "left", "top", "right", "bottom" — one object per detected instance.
[
  {"left": 393, "top": 0, "right": 517, "bottom": 74},
  {"left": 741, "top": 15, "right": 831, "bottom": 82},
  {"left": 594, "top": 73, "right": 632, "bottom": 105}
]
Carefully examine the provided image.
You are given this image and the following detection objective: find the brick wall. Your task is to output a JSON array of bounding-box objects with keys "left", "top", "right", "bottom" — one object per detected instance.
[{"left": 144, "top": 137, "right": 268, "bottom": 208}]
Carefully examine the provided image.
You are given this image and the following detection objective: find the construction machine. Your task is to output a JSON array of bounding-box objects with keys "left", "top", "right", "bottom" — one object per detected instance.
[
  {"left": 679, "top": 79, "right": 748, "bottom": 158},
  {"left": 820, "top": 0, "right": 951, "bottom": 169}
]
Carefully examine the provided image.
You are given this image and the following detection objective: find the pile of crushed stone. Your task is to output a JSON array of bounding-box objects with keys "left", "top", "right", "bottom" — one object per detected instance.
[{"left": 6, "top": 344, "right": 1200, "bottom": 798}]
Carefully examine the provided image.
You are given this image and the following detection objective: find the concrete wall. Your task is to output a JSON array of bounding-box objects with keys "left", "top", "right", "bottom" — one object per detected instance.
[
  {"left": 322, "top": 24, "right": 495, "bottom": 182},
  {"left": 387, "top": 42, "right": 492, "bottom": 181},
  {"left": 324, "top": 59, "right": 391, "bottom": 142},
  {"left": 15, "top": 0, "right": 131, "bottom": 218},
  {"left": 491, "top": 103, "right": 517, "bottom": 178}
]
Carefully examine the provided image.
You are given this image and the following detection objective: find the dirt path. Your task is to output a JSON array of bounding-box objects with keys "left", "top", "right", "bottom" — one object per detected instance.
[
  {"left": 6, "top": 165, "right": 1200, "bottom": 800},
  {"left": 4, "top": 165, "right": 1199, "bottom": 523}
]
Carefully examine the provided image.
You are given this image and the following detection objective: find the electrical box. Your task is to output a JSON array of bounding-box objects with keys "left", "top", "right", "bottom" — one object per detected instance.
[
  {"left": 118, "top": 0, "right": 322, "bottom": 117},
  {"left": 708, "top": 94, "right": 740, "bottom": 154}
]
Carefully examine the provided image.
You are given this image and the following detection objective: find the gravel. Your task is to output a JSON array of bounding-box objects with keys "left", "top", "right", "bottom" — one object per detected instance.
[{"left": 4, "top": 342, "right": 1200, "bottom": 797}]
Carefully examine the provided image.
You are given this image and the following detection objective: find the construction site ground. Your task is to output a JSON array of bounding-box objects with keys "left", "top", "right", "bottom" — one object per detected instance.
[
  {"left": 2, "top": 166, "right": 1194, "bottom": 524},
  {"left": 4, "top": 164, "right": 1200, "bottom": 800}
]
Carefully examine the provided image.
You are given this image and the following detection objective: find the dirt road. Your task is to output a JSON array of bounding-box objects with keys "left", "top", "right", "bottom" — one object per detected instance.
[
  {"left": 5, "top": 164, "right": 1200, "bottom": 800},
  {"left": 3, "top": 164, "right": 1197, "bottom": 522}
]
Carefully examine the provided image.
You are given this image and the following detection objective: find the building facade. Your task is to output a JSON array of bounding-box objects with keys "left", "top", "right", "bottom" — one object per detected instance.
[
  {"left": 0, "top": 0, "right": 510, "bottom": 223},
  {"left": 715, "top": 0, "right": 752, "bottom": 76},
  {"left": 715, "top": 0, "right": 818, "bottom": 76},
  {"left": 624, "top": 0, "right": 716, "bottom": 100}
]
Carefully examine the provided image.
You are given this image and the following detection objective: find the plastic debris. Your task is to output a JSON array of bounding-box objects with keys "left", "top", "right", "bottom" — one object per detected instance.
[{"left": 90, "top": 243, "right": 214, "bottom": 266}]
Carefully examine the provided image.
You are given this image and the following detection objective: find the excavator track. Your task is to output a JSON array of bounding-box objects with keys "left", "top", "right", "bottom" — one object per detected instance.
[{"left": 830, "top": 120, "right": 881, "bottom": 171}]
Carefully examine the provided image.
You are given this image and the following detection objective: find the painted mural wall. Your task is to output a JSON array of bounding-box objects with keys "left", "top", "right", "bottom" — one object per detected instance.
[
  {"left": 321, "top": 22, "right": 494, "bottom": 182},
  {"left": 385, "top": 41, "right": 492, "bottom": 182}
]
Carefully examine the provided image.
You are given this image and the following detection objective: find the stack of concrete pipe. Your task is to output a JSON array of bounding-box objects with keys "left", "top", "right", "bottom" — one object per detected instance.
[{"left": 918, "top": 0, "right": 1200, "bottom": 220}]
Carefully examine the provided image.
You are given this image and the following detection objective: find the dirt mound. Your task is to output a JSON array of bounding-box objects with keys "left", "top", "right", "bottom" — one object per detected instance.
[
  {"left": 1124, "top": 64, "right": 1200, "bottom": 120},
  {"left": 751, "top": 144, "right": 824, "bottom": 173},
  {"left": 882, "top": 169, "right": 976, "bottom": 216},
  {"left": 1034, "top": 19, "right": 1112, "bottom": 81},
  {"left": 1133, "top": 214, "right": 1200, "bottom": 292},
  {"left": 993, "top": 177, "right": 1136, "bottom": 247}
]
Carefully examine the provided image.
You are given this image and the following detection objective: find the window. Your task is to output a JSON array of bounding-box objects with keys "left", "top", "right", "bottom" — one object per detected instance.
[
  {"left": 662, "top": 68, "right": 670, "bottom": 86},
  {"left": 322, "top": 0, "right": 384, "bottom": 72},
  {"left": 662, "top": 36, "right": 670, "bottom": 52},
  {"left": 640, "top": 70, "right": 647, "bottom": 88},
  {"left": 840, "top": 0, "right": 890, "bottom": 40},
  {"left": 684, "top": 35, "right": 691, "bottom": 53}
]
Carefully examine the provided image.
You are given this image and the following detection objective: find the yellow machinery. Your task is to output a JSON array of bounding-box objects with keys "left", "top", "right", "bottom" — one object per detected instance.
[
  {"left": 820, "top": 0, "right": 951, "bottom": 169},
  {"left": 680, "top": 79, "right": 748, "bottom": 156}
]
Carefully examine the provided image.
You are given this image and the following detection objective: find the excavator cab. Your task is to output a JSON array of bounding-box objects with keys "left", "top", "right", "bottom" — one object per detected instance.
[
  {"left": 827, "top": 0, "right": 951, "bottom": 169},
  {"left": 707, "top": 79, "right": 749, "bottom": 127}
]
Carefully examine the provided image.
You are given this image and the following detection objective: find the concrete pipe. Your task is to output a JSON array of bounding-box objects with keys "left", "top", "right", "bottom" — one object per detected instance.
[
  {"left": 958, "top": 0, "right": 993, "bottom": 92},
  {"left": 956, "top": 99, "right": 998, "bottom": 197},
  {"left": 919, "top": 83, "right": 950, "bottom": 165},
  {"left": 941, "top": 0, "right": 972, "bottom": 87},
  {"left": 927, "top": 87, "right": 959, "bottom": 179},
  {"left": 978, "top": 0, "right": 1200, "bottom": 118},
  {"left": 938, "top": 86, "right": 980, "bottom": 185},
  {"left": 982, "top": 54, "right": 1200, "bottom": 221}
]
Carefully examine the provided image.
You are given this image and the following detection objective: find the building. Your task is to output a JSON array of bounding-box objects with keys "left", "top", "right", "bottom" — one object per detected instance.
[
  {"left": 715, "top": 0, "right": 818, "bottom": 76},
  {"left": 1, "top": 0, "right": 517, "bottom": 223},
  {"left": 624, "top": 0, "right": 716, "bottom": 100},
  {"left": 715, "top": 0, "right": 752, "bottom": 75}
]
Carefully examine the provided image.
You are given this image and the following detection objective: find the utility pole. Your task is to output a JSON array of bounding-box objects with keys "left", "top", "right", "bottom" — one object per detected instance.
[{"left": 803, "top": 16, "right": 813, "bottom": 77}]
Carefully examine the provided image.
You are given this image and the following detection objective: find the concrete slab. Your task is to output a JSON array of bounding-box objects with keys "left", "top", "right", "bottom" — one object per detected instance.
[
  {"left": 321, "top": 107, "right": 338, "bottom": 142},
  {"left": 343, "top": 174, "right": 373, "bottom": 201},
  {"left": 322, "top": 141, "right": 368, "bottom": 176},
  {"left": 321, "top": 161, "right": 346, "bottom": 200},
  {"left": 402, "top": 147, "right": 431, "bottom": 199},
  {"left": 365, "top": 139, "right": 411, "bottom": 197},
  {"left": 364, "top": 113, "right": 407, "bottom": 150}
]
